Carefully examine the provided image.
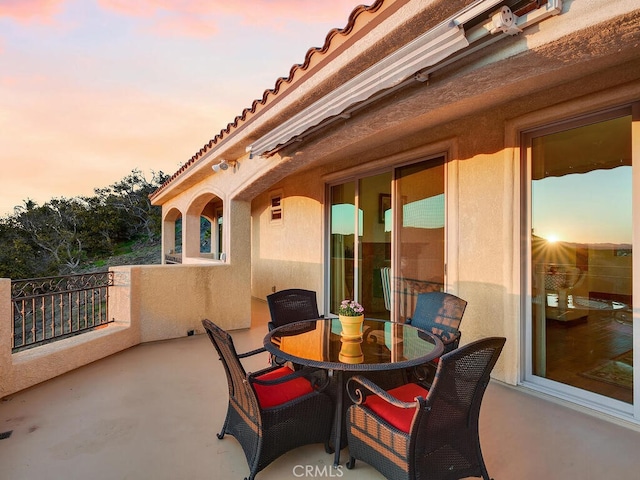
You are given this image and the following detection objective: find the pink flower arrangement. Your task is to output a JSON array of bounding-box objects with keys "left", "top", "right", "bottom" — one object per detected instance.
[{"left": 338, "top": 299, "right": 364, "bottom": 316}]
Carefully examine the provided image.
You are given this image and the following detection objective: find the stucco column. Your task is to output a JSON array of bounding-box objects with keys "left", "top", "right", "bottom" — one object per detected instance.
[
  {"left": 0, "top": 278, "right": 12, "bottom": 397},
  {"left": 161, "top": 213, "right": 176, "bottom": 261},
  {"left": 227, "top": 199, "right": 250, "bottom": 263},
  {"left": 183, "top": 209, "right": 202, "bottom": 259},
  {"left": 226, "top": 199, "right": 252, "bottom": 327}
]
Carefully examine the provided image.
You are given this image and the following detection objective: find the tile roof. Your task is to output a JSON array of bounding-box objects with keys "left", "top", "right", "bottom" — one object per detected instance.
[{"left": 151, "top": 0, "right": 385, "bottom": 200}]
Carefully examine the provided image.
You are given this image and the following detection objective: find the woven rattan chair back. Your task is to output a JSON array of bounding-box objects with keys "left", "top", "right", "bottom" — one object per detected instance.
[
  {"left": 412, "top": 336, "right": 506, "bottom": 479},
  {"left": 266, "top": 289, "right": 320, "bottom": 330},
  {"left": 202, "top": 319, "right": 260, "bottom": 421},
  {"left": 407, "top": 291, "right": 467, "bottom": 351}
]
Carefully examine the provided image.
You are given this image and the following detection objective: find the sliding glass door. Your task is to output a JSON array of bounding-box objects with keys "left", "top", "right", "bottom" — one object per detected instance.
[
  {"left": 525, "top": 107, "right": 634, "bottom": 405},
  {"left": 329, "top": 173, "right": 391, "bottom": 318},
  {"left": 395, "top": 158, "right": 446, "bottom": 322},
  {"left": 328, "top": 156, "right": 446, "bottom": 321}
]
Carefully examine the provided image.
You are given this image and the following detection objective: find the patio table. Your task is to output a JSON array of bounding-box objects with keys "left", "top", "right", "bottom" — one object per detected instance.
[{"left": 263, "top": 317, "right": 443, "bottom": 466}]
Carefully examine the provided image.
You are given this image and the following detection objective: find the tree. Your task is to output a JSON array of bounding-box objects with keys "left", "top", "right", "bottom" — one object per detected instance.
[
  {"left": 12, "top": 198, "right": 89, "bottom": 273},
  {"left": 0, "top": 216, "right": 51, "bottom": 279},
  {"left": 0, "top": 168, "right": 170, "bottom": 279},
  {"left": 94, "top": 169, "right": 169, "bottom": 242}
]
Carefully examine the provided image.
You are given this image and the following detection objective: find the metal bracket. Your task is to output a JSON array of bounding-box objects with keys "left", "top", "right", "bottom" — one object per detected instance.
[{"left": 490, "top": 6, "right": 522, "bottom": 36}]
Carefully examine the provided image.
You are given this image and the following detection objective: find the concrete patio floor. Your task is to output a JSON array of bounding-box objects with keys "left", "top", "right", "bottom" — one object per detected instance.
[{"left": 1, "top": 298, "right": 640, "bottom": 479}]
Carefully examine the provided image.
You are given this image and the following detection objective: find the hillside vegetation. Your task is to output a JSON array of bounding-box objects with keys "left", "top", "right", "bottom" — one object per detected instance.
[
  {"left": 79, "top": 238, "right": 162, "bottom": 273},
  {"left": 0, "top": 169, "right": 168, "bottom": 280}
]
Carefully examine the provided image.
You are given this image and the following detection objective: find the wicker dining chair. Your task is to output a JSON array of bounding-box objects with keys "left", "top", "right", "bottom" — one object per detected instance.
[
  {"left": 345, "top": 336, "right": 506, "bottom": 480},
  {"left": 405, "top": 291, "right": 468, "bottom": 383},
  {"left": 266, "top": 289, "right": 322, "bottom": 366},
  {"left": 266, "top": 288, "right": 321, "bottom": 331},
  {"left": 201, "top": 319, "right": 334, "bottom": 480},
  {"left": 406, "top": 291, "right": 468, "bottom": 352}
]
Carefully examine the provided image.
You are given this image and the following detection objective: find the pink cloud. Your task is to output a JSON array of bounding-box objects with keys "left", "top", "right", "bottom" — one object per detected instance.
[
  {"left": 97, "top": 0, "right": 356, "bottom": 37},
  {"left": 95, "top": 0, "right": 156, "bottom": 17},
  {"left": 1, "top": 75, "right": 19, "bottom": 88},
  {"left": 146, "top": 15, "right": 219, "bottom": 39},
  {"left": 0, "top": 0, "right": 64, "bottom": 24},
  {"left": 217, "top": 0, "right": 358, "bottom": 26},
  {"left": 98, "top": 0, "right": 354, "bottom": 20}
]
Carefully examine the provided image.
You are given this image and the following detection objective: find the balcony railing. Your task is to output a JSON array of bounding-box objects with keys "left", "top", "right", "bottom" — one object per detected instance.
[
  {"left": 11, "top": 272, "right": 114, "bottom": 352},
  {"left": 164, "top": 253, "right": 182, "bottom": 264}
]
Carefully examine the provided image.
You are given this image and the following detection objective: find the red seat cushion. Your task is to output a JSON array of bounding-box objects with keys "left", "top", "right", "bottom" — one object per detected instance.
[
  {"left": 363, "top": 382, "right": 428, "bottom": 433},
  {"left": 253, "top": 366, "right": 314, "bottom": 408}
]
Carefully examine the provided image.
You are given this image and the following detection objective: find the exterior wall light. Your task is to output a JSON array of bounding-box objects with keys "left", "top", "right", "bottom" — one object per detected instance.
[{"left": 212, "top": 159, "right": 229, "bottom": 172}]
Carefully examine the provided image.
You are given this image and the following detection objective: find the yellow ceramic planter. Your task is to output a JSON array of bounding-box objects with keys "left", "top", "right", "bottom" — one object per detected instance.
[{"left": 339, "top": 314, "right": 364, "bottom": 339}]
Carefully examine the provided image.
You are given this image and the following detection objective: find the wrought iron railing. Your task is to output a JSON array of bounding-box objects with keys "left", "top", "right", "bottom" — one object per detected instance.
[{"left": 11, "top": 272, "right": 114, "bottom": 352}]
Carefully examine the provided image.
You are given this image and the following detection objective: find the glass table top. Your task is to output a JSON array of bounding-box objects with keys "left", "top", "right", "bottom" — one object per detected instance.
[{"left": 263, "top": 317, "right": 443, "bottom": 371}]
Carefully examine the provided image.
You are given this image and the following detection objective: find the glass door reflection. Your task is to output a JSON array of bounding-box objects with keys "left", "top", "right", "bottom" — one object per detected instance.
[{"left": 529, "top": 111, "right": 633, "bottom": 403}]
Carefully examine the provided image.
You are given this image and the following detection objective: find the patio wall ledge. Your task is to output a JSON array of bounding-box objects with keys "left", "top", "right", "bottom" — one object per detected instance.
[
  {"left": 0, "top": 274, "right": 139, "bottom": 399},
  {"left": 0, "top": 262, "right": 249, "bottom": 398},
  {"left": 118, "top": 263, "right": 250, "bottom": 343}
]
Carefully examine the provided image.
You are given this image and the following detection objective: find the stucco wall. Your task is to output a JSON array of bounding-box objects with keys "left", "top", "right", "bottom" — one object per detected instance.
[
  {"left": 1, "top": 274, "right": 138, "bottom": 398},
  {"left": 122, "top": 264, "right": 251, "bottom": 343},
  {"left": 251, "top": 170, "right": 326, "bottom": 307}
]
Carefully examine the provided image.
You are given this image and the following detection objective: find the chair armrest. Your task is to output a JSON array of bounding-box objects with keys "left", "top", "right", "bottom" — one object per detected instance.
[
  {"left": 250, "top": 366, "right": 329, "bottom": 390},
  {"left": 346, "top": 375, "right": 422, "bottom": 408},
  {"left": 238, "top": 346, "right": 267, "bottom": 359},
  {"left": 441, "top": 331, "right": 461, "bottom": 354}
]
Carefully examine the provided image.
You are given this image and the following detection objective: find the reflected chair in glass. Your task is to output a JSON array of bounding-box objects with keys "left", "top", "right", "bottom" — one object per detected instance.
[
  {"left": 344, "top": 336, "right": 506, "bottom": 480},
  {"left": 542, "top": 264, "right": 587, "bottom": 322},
  {"left": 381, "top": 267, "right": 392, "bottom": 311},
  {"left": 201, "top": 319, "right": 333, "bottom": 480}
]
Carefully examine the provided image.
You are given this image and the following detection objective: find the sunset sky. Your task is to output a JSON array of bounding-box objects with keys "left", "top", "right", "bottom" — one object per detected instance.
[{"left": 0, "top": 0, "right": 359, "bottom": 217}]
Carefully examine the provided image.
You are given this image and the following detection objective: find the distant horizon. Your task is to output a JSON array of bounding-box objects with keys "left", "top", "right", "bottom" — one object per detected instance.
[
  {"left": 532, "top": 166, "right": 632, "bottom": 245},
  {"left": 532, "top": 234, "right": 632, "bottom": 249},
  {"left": 0, "top": 167, "right": 163, "bottom": 219}
]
